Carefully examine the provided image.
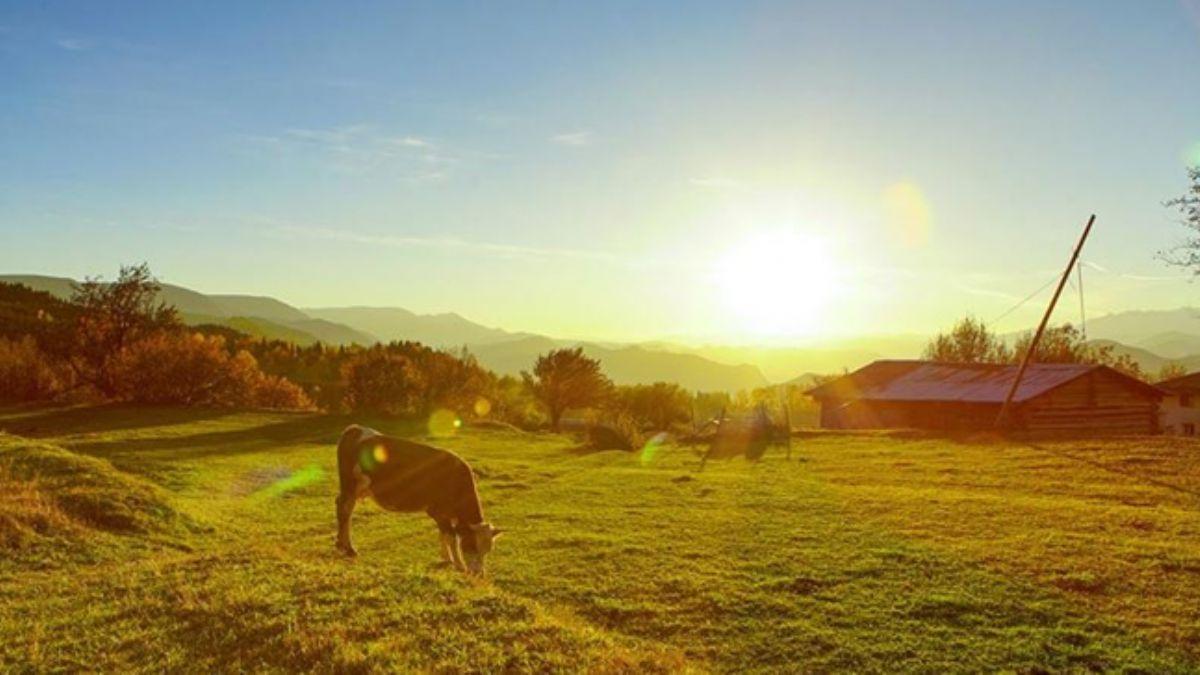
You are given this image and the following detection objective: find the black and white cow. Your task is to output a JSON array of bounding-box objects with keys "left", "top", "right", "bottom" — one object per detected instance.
[{"left": 335, "top": 424, "right": 503, "bottom": 574}]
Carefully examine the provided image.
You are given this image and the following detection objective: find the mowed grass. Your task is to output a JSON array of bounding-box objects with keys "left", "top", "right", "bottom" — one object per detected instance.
[{"left": 2, "top": 407, "right": 1200, "bottom": 672}]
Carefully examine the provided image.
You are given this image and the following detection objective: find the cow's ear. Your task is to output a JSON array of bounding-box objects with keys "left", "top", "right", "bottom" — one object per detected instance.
[{"left": 491, "top": 527, "right": 505, "bottom": 539}]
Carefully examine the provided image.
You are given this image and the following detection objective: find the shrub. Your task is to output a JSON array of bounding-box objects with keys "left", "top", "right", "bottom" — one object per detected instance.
[
  {"left": 0, "top": 336, "right": 68, "bottom": 403},
  {"left": 587, "top": 413, "right": 644, "bottom": 452}
]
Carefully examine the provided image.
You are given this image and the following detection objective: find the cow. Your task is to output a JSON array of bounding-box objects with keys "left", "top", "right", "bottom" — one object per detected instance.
[{"left": 334, "top": 424, "right": 503, "bottom": 575}]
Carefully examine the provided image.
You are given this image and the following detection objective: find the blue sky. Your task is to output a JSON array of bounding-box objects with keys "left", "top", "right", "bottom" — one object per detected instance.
[{"left": 2, "top": 1, "right": 1199, "bottom": 342}]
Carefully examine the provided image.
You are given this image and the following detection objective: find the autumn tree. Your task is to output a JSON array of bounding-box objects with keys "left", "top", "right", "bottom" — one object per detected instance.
[
  {"left": 923, "top": 316, "right": 1011, "bottom": 364},
  {"left": 522, "top": 348, "right": 612, "bottom": 431},
  {"left": 67, "top": 263, "right": 179, "bottom": 396},
  {"left": 341, "top": 349, "right": 426, "bottom": 415},
  {"left": 1160, "top": 166, "right": 1200, "bottom": 273}
]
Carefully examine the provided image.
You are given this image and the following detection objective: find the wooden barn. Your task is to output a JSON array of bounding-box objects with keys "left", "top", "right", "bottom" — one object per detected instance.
[{"left": 806, "top": 360, "right": 1164, "bottom": 436}]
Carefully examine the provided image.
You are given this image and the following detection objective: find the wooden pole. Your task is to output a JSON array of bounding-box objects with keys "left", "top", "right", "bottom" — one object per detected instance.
[{"left": 995, "top": 214, "right": 1096, "bottom": 429}]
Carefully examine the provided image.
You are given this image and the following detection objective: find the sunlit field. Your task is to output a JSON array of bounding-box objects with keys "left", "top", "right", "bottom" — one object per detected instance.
[{"left": 3, "top": 406, "right": 1200, "bottom": 672}]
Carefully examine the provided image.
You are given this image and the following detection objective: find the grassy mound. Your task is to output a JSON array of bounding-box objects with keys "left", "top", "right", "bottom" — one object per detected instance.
[{"left": 0, "top": 434, "right": 188, "bottom": 549}]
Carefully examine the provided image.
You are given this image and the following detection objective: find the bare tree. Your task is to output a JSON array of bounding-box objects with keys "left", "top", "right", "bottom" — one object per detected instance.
[
  {"left": 1160, "top": 166, "right": 1200, "bottom": 272},
  {"left": 522, "top": 348, "right": 612, "bottom": 431}
]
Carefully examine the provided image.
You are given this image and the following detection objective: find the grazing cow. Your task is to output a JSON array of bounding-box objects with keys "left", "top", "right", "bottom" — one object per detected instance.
[{"left": 335, "top": 424, "right": 503, "bottom": 574}]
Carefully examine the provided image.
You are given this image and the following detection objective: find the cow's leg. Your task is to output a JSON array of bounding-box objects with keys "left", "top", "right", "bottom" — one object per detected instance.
[
  {"left": 431, "top": 515, "right": 464, "bottom": 570},
  {"left": 336, "top": 493, "right": 358, "bottom": 557}
]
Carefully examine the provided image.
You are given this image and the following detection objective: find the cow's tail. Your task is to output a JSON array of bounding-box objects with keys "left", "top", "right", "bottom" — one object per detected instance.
[{"left": 336, "top": 425, "right": 366, "bottom": 497}]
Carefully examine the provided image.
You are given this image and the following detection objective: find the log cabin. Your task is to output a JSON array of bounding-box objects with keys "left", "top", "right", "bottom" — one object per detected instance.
[{"left": 806, "top": 360, "right": 1164, "bottom": 436}]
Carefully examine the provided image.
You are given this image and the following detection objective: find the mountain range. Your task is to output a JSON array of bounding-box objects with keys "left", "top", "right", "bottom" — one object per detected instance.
[{"left": 5, "top": 273, "right": 1200, "bottom": 387}]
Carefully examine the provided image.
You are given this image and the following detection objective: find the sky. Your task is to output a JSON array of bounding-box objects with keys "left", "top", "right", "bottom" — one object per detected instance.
[{"left": 2, "top": 1, "right": 1199, "bottom": 343}]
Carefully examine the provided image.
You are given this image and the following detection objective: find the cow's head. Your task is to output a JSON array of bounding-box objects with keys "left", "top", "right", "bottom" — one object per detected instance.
[{"left": 462, "top": 522, "right": 504, "bottom": 575}]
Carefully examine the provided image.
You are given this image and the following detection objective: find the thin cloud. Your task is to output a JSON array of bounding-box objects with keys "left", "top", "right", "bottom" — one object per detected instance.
[
  {"left": 689, "top": 177, "right": 743, "bottom": 190},
  {"left": 55, "top": 38, "right": 91, "bottom": 51},
  {"left": 266, "top": 223, "right": 679, "bottom": 269},
  {"left": 243, "top": 125, "right": 455, "bottom": 180},
  {"left": 955, "top": 284, "right": 1022, "bottom": 302},
  {"left": 550, "top": 130, "right": 594, "bottom": 147}
]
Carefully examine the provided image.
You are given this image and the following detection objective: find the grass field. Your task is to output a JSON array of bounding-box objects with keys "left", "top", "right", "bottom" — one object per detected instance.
[{"left": 3, "top": 405, "right": 1200, "bottom": 672}]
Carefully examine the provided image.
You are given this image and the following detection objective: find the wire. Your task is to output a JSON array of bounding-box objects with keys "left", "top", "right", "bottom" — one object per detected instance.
[{"left": 987, "top": 274, "right": 1060, "bottom": 328}]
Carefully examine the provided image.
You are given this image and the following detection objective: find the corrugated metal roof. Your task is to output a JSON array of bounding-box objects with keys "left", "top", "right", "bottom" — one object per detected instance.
[{"left": 807, "top": 360, "right": 1160, "bottom": 404}]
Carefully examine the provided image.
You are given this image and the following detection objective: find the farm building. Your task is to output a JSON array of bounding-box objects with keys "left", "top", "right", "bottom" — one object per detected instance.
[
  {"left": 1155, "top": 372, "right": 1200, "bottom": 436},
  {"left": 807, "top": 360, "right": 1163, "bottom": 436}
]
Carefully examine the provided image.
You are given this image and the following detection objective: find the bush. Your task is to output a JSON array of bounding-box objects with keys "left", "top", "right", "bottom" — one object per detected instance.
[
  {"left": 587, "top": 413, "right": 644, "bottom": 452},
  {"left": 0, "top": 336, "right": 69, "bottom": 403}
]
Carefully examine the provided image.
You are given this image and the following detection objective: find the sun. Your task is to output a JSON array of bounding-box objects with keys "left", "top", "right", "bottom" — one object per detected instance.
[{"left": 712, "top": 231, "right": 836, "bottom": 337}]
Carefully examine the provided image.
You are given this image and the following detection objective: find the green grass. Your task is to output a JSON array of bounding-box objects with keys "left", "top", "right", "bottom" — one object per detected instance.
[{"left": 2, "top": 407, "right": 1200, "bottom": 672}]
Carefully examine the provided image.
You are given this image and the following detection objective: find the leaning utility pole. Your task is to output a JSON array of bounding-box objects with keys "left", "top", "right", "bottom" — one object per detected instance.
[{"left": 995, "top": 214, "right": 1096, "bottom": 429}]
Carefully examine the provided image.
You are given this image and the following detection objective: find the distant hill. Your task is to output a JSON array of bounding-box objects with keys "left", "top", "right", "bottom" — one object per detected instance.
[
  {"left": 469, "top": 336, "right": 768, "bottom": 392},
  {"left": 637, "top": 335, "right": 926, "bottom": 382},
  {"left": 207, "top": 295, "right": 310, "bottom": 323},
  {"left": 1, "top": 274, "right": 229, "bottom": 317},
  {"left": 1086, "top": 307, "right": 1200, "bottom": 345},
  {"left": 1135, "top": 331, "right": 1200, "bottom": 360},
  {"left": 0, "top": 274, "right": 375, "bottom": 347},
  {"left": 304, "top": 307, "right": 522, "bottom": 347}
]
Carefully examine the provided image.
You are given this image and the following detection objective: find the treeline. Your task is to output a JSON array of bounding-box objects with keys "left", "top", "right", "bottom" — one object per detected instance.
[
  {"left": 0, "top": 265, "right": 813, "bottom": 432},
  {"left": 0, "top": 266, "right": 311, "bottom": 409},
  {"left": 923, "top": 316, "right": 1183, "bottom": 381}
]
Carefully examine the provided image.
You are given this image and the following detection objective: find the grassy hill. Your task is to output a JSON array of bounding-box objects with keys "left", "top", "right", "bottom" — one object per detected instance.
[{"left": 2, "top": 406, "right": 1199, "bottom": 671}]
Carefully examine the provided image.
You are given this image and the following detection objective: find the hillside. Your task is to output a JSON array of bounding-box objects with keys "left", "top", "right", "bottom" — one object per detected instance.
[
  {"left": 471, "top": 336, "right": 769, "bottom": 392},
  {"left": 1086, "top": 307, "right": 1200, "bottom": 346},
  {"left": 2, "top": 406, "right": 1199, "bottom": 671},
  {"left": 304, "top": 306, "right": 521, "bottom": 347}
]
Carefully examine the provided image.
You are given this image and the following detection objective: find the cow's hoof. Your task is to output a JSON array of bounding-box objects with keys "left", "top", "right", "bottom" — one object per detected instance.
[{"left": 337, "top": 543, "right": 358, "bottom": 558}]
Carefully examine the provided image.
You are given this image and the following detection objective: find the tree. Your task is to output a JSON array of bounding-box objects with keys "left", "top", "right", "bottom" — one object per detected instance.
[
  {"left": 66, "top": 263, "right": 179, "bottom": 396},
  {"left": 1157, "top": 361, "right": 1188, "bottom": 383},
  {"left": 923, "top": 316, "right": 1011, "bottom": 364},
  {"left": 1160, "top": 166, "right": 1200, "bottom": 273},
  {"left": 1012, "top": 323, "right": 1145, "bottom": 380},
  {"left": 611, "top": 382, "right": 691, "bottom": 430},
  {"left": 341, "top": 348, "right": 426, "bottom": 416},
  {"left": 522, "top": 348, "right": 612, "bottom": 431}
]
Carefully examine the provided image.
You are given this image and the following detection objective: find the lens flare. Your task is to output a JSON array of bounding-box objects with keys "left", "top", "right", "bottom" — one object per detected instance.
[
  {"left": 1187, "top": 141, "right": 1200, "bottom": 167},
  {"left": 639, "top": 432, "right": 670, "bottom": 466},
  {"left": 359, "top": 444, "right": 387, "bottom": 472},
  {"left": 428, "top": 409, "right": 462, "bottom": 437},
  {"left": 883, "top": 181, "right": 932, "bottom": 247},
  {"left": 253, "top": 464, "right": 324, "bottom": 499},
  {"left": 473, "top": 397, "right": 492, "bottom": 417}
]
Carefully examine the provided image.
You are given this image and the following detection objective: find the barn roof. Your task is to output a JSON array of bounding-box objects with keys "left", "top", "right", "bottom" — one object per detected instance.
[
  {"left": 1155, "top": 371, "right": 1200, "bottom": 393},
  {"left": 806, "top": 360, "right": 1163, "bottom": 404}
]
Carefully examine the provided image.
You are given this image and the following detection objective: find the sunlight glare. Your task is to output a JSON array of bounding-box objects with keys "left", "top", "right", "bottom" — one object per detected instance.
[{"left": 712, "top": 231, "right": 836, "bottom": 337}]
